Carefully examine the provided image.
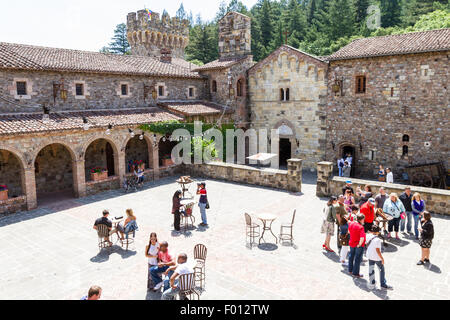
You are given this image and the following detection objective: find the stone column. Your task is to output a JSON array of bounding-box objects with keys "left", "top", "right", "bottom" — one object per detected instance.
[
  {"left": 72, "top": 160, "right": 86, "bottom": 198},
  {"left": 117, "top": 151, "right": 126, "bottom": 185},
  {"left": 316, "top": 161, "right": 333, "bottom": 197},
  {"left": 287, "top": 158, "right": 302, "bottom": 193},
  {"left": 24, "top": 167, "right": 37, "bottom": 210},
  {"left": 152, "top": 144, "right": 160, "bottom": 180}
]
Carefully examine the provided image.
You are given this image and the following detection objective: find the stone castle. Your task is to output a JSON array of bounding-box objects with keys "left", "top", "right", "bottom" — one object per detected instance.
[{"left": 0, "top": 9, "right": 449, "bottom": 214}]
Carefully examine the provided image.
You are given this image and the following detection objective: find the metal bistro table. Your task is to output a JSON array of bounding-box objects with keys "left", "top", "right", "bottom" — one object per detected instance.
[{"left": 257, "top": 213, "right": 278, "bottom": 244}]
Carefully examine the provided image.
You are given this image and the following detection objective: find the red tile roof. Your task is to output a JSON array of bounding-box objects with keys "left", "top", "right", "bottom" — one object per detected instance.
[
  {"left": 326, "top": 29, "right": 450, "bottom": 61},
  {"left": 0, "top": 42, "right": 203, "bottom": 79},
  {"left": 158, "top": 101, "right": 232, "bottom": 116},
  {"left": 191, "top": 57, "right": 247, "bottom": 72},
  {"left": 0, "top": 107, "right": 182, "bottom": 136}
]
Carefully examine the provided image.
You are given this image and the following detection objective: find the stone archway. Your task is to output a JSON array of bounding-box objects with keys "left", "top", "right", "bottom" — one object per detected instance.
[
  {"left": 158, "top": 136, "right": 178, "bottom": 167},
  {"left": 84, "top": 138, "right": 119, "bottom": 181},
  {"left": 0, "top": 149, "right": 25, "bottom": 198},
  {"left": 34, "top": 143, "right": 76, "bottom": 202},
  {"left": 274, "top": 120, "right": 297, "bottom": 169},
  {"left": 124, "top": 135, "right": 152, "bottom": 173}
]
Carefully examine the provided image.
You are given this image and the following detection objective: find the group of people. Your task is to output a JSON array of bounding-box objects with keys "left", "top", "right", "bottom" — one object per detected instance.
[
  {"left": 321, "top": 181, "right": 434, "bottom": 290},
  {"left": 378, "top": 165, "right": 394, "bottom": 184},
  {"left": 337, "top": 153, "right": 353, "bottom": 177},
  {"left": 93, "top": 208, "right": 139, "bottom": 246},
  {"left": 172, "top": 182, "right": 209, "bottom": 232}
]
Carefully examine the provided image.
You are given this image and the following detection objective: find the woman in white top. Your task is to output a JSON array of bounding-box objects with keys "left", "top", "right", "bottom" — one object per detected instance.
[
  {"left": 386, "top": 168, "right": 394, "bottom": 184},
  {"left": 145, "top": 232, "right": 160, "bottom": 290}
]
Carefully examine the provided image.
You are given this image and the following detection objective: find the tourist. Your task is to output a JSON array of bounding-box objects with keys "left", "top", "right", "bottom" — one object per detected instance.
[
  {"left": 360, "top": 198, "right": 376, "bottom": 233},
  {"left": 346, "top": 153, "right": 353, "bottom": 166},
  {"left": 366, "top": 225, "right": 393, "bottom": 290},
  {"left": 117, "top": 208, "right": 138, "bottom": 241},
  {"left": 349, "top": 205, "right": 359, "bottom": 222},
  {"left": 375, "top": 187, "right": 389, "bottom": 233},
  {"left": 335, "top": 196, "right": 347, "bottom": 252},
  {"left": 344, "top": 190, "right": 355, "bottom": 214},
  {"left": 378, "top": 165, "right": 386, "bottom": 182},
  {"left": 383, "top": 193, "right": 406, "bottom": 239},
  {"left": 399, "top": 187, "right": 413, "bottom": 234},
  {"left": 145, "top": 233, "right": 160, "bottom": 290},
  {"left": 172, "top": 190, "right": 182, "bottom": 232},
  {"left": 93, "top": 210, "right": 114, "bottom": 246},
  {"left": 356, "top": 184, "right": 373, "bottom": 207},
  {"left": 337, "top": 157, "right": 345, "bottom": 177},
  {"left": 342, "top": 161, "right": 351, "bottom": 178},
  {"left": 348, "top": 213, "right": 366, "bottom": 278},
  {"left": 134, "top": 164, "right": 145, "bottom": 187},
  {"left": 411, "top": 193, "right": 426, "bottom": 239},
  {"left": 151, "top": 241, "right": 176, "bottom": 291},
  {"left": 417, "top": 211, "right": 434, "bottom": 265},
  {"left": 321, "top": 196, "right": 337, "bottom": 252},
  {"left": 342, "top": 181, "right": 354, "bottom": 196},
  {"left": 197, "top": 182, "right": 208, "bottom": 227},
  {"left": 81, "top": 286, "right": 102, "bottom": 300},
  {"left": 161, "top": 253, "right": 194, "bottom": 300},
  {"left": 339, "top": 216, "right": 350, "bottom": 266},
  {"left": 386, "top": 168, "right": 394, "bottom": 184}
]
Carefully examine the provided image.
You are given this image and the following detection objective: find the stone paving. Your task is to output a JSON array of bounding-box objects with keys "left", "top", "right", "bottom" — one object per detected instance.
[{"left": 0, "top": 174, "right": 449, "bottom": 300}]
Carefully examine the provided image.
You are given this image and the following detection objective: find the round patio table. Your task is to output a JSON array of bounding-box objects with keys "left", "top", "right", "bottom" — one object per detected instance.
[{"left": 257, "top": 213, "right": 278, "bottom": 244}]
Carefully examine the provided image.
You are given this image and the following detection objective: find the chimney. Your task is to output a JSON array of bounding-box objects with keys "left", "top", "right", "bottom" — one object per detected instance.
[{"left": 160, "top": 48, "right": 172, "bottom": 63}]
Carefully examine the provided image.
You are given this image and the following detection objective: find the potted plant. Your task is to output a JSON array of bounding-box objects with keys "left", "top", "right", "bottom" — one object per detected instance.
[
  {"left": 0, "top": 185, "right": 7, "bottom": 201},
  {"left": 90, "top": 167, "right": 108, "bottom": 181},
  {"left": 162, "top": 155, "right": 174, "bottom": 167}
]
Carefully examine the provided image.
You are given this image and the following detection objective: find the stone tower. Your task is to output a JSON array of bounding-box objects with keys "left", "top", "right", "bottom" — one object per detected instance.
[
  {"left": 127, "top": 10, "right": 189, "bottom": 60},
  {"left": 218, "top": 12, "right": 251, "bottom": 61}
]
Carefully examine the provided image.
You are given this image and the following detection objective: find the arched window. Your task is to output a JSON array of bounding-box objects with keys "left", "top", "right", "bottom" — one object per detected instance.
[
  {"left": 280, "top": 88, "right": 285, "bottom": 101},
  {"left": 402, "top": 134, "right": 410, "bottom": 142},
  {"left": 402, "top": 145, "right": 409, "bottom": 156},
  {"left": 212, "top": 80, "right": 217, "bottom": 93},
  {"left": 286, "top": 88, "right": 290, "bottom": 101},
  {"left": 237, "top": 78, "right": 244, "bottom": 97}
]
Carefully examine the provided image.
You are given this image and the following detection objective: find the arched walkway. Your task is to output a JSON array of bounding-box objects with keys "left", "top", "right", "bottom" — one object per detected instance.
[
  {"left": 34, "top": 143, "right": 75, "bottom": 202},
  {"left": 124, "top": 136, "right": 152, "bottom": 172},
  {"left": 158, "top": 137, "right": 177, "bottom": 167},
  {"left": 84, "top": 138, "right": 118, "bottom": 181},
  {"left": 0, "top": 149, "right": 25, "bottom": 198}
]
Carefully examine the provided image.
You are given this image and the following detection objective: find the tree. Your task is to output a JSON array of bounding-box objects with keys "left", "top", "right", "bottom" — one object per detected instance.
[
  {"left": 380, "top": 0, "right": 402, "bottom": 28},
  {"left": 106, "top": 23, "right": 130, "bottom": 55},
  {"left": 260, "top": 0, "right": 274, "bottom": 48},
  {"left": 353, "top": 0, "right": 370, "bottom": 25},
  {"left": 176, "top": 3, "right": 187, "bottom": 20}
]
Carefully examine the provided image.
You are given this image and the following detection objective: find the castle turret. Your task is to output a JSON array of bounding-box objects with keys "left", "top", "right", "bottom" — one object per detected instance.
[
  {"left": 127, "top": 10, "right": 189, "bottom": 60},
  {"left": 218, "top": 12, "right": 251, "bottom": 61}
]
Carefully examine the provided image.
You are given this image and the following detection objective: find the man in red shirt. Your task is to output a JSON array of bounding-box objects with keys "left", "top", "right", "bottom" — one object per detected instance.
[
  {"left": 360, "top": 198, "right": 376, "bottom": 232},
  {"left": 348, "top": 214, "right": 366, "bottom": 278}
]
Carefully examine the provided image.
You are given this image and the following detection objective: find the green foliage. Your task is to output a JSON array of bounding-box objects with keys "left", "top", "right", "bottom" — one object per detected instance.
[{"left": 104, "top": 23, "right": 130, "bottom": 55}]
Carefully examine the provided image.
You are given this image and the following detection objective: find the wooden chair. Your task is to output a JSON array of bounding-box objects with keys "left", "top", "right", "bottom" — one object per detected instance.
[
  {"left": 279, "top": 209, "right": 296, "bottom": 245},
  {"left": 193, "top": 244, "right": 207, "bottom": 289},
  {"left": 178, "top": 273, "right": 201, "bottom": 300},
  {"left": 97, "top": 224, "right": 112, "bottom": 251},
  {"left": 245, "top": 213, "right": 260, "bottom": 248}
]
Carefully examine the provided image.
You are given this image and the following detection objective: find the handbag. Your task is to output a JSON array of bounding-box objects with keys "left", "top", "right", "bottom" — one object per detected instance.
[
  {"left": 205, "top": 201, "right": 210, "bottom": 210},
  {"left": 400, "top": 212, "right": 406, "bottom": 220}
]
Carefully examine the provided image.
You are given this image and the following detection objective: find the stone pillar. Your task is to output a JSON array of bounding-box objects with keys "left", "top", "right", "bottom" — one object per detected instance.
[
  {"left": 24, "top": 167, "right": 37, "bottom": 210},
  {"left": 316, "top": 161, "right": 333, "bottom": 197},
  {"left": 287, "top": 159, "right": 302, "bottom": 193},
  {"left": 73, "top": 160, "right": 86, "bottom": 198},
  {"left": 152, "top": 144, "right": 160, "bottom": 180},
  {"left": 117, "top": 151, "right": 126, "bottom": 185}
]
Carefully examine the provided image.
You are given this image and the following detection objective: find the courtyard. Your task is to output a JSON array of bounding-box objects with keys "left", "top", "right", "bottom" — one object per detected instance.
[{"left": 0, "top": 175, "right": 449, "bottom": 300}]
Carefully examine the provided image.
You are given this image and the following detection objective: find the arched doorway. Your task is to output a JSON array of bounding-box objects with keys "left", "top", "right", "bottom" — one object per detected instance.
[
  {"left": 125, "top": 136, "right": 151, "bottom": 173},
  {"left": 85, "top": 139, "right": 117, "bottom": 181},
  {"left": 158, "top": 137, "right": 178, "bottom": 167},
  {"left": 34, "top": 143, "right": 75, "bottom": 202},
  {"left": 340, "top": 145, "right": 356, "bottom": 177},
  {"left": 279, "top": 138, "right": 292, "bottom": 168},
  {"left": 0, "top": 149, "right": 25, "bottom": 198},
  {"left": 274, "top": 120, "right": 296, "bottom": 169}
]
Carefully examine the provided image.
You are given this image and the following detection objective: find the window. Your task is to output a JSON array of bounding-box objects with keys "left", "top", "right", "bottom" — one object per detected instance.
[
  {"left": 355, "top": 76, "right": 366, "bottom": 94},
  {"left": 121, "top": 84, "right": 128, "bottom": 96},
  {"left": 402, "top": 145, "right": 409, "bottom": 156},
  {"left": 16, "top": 81, "right": 27, "bottom": 95},
  {"left": 236, "top": 79, "right": 243, "bottom": 97},
  {"left": 280, "top": 88, "right": 285, "bottom": 101},
  {"left": 158, "top": 86, "right": 164, "bottom": 97},
  {"left": 212, "top": 80, "right": 217, "bottom": 93},
  {"left": 189, "top": 87, "right": 194, "bottom": 97},
  {"left": 280, "top": 88, "right": 290, "bottom": 101},
  {"left": 75, "top": 83, "right": 84, "bottom": 96},
  {"left": 390, "top": 87, "right": 394, "bottom": 97},
  {"left": 402, "top": 134, "right": 410, "bottom": 142},
  {"left": 285, "top": 88, "right": 290, "bottom": 101}
]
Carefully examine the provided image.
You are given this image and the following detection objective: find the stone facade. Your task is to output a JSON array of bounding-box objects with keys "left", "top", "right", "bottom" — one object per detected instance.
[
  {"left": 248, "top": 46, "right": 328, "bottom": 169},
  {"left": 218, "top": 12, "right": 251, "bottom": 60},
  {"left": 127, "top": 10, "right": 189, "bottom": 59},
  {"left": 0, "top": 150, "right": 23, "bottom": 197},
  {"left": 326, "top": 51, "right": 450, "bottom": 178},
  {"left": 0, "top": 70, "right": 206, "bottom": 113}
]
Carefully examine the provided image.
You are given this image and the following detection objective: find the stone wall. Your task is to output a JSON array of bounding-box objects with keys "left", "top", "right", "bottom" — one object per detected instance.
[
  {"left": 86, "top": 176, "right": 120, "bottom": 196},
  {"left": 316, "top": 161, "right": 450, "bottom": 216},
  {"left": 218, "top": 12, "right": 251, "bottom": 60},
  {"left": 184, "top": 159, "right": 302, "bottom": 193},
  {"left": 0, "top": 150, "right": 23, "bottom": 197},
  {"left": 248, "top": 46, "right": 328, "bottom": 169},
  {"left": 0, "top": 196, "right": 27, "bottom": 216},
  {"left": 326, "top": 51, "right": 450, "bottom": 178},
  {"left": 0, "top": 70, "right": 206, "bottom": 113}
]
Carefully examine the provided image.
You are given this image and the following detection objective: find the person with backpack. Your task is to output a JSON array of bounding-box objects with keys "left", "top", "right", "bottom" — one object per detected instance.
[
  {"left": 366, "top": 225, "right": 393, "bottom": 290},
  {"left": 321, "top": 196, "right": 338, "bottom": 252},
  {"left": 417, "top": 211, "right": 434, "bottom": 265}
]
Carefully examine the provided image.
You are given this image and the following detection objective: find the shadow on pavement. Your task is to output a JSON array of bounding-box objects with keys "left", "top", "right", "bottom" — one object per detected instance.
[
  {"left": 90, "top": 245, "right": 136, "bottom": 263},
  {"left": 258, "top": 243, "right": 278, "bottom": 251}
]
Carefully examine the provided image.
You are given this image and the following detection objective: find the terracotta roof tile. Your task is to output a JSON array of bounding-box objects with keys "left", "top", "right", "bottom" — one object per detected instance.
[
  {"left": 326, "top": 29, "right": 450, "bottom": 61},
  {"left": 158, "top": 101, "right": 232, "bottom": 116},
  {"left": 191, "top": 58, "right": 246, "bottom": 71},
  {"left": 0, "top": 42, "right": 203, "bottom": 79},
  {"left": 0, "top": 107, "right": 182, "bottom": 136}
]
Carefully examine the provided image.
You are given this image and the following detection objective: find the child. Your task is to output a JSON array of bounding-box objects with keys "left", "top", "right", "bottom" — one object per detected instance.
[
  {"left": 348, "top": 205, "right": 359, "bottom": 222},
  {"left": 339, "top": 216, "right": 350, "bottom": 266},
  {"left": 366, "top": 225, "right": 393, "bottom": 290}
]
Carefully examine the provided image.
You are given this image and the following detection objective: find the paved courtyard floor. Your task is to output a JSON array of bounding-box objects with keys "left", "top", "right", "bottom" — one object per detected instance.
[{"left": 0, "top": 175, "right": 449, "bottom": 300}]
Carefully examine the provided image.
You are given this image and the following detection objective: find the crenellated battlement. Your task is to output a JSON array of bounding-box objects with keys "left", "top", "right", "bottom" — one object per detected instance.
[{"left": 127, "top": 10, "right": 190, "bottom": 59}]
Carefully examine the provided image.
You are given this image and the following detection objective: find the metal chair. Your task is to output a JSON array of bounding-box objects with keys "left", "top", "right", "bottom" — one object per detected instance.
[
  {"left": 97, "top": 224, "right": 112, "bottom": 251},
  {"left": 279, "top": 209, "right": 296, "bottom": 244},
  {"left": 181, "top": 203, "right": 196, "bottom": 231},
  {"left": 193, "top": 244, "right": 207, "bottom": 289},
  {"left": 119, "top": 230, "right": 135, "bottom": 251},
  {"left": 245, "top": 213, "right": 260, "bottom": 248},
  {"left": 178, "top": 273, "right": 201, "bottom": 300}
]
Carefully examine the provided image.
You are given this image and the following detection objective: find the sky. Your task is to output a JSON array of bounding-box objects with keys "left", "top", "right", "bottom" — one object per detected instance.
[{"left": 0, "top": 0, "right": 258, "bottom": 52}]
